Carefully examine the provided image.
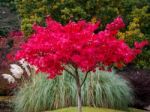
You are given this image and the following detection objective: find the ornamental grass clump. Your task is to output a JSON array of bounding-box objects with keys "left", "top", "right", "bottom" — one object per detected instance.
[
  {"left": 14, "top": 73, "right": 53, "bottom": 112},
  {"left": 16, "top": 17, "right": 147, "bottom": 112},
  {"left": 14, "top": 70, "right": 133, "bottom": 112},
  {"left": 81, "top": 70, "right": 133, "bottom": 109}
]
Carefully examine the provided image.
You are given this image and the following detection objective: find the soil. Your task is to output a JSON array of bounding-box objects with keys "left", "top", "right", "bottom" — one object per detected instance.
[
  {"left": 117, "top": 65, "right": 150, "bottom": 76},
  {"left": 0, "top": 76, "right": 14, "bottom": 96},
  {"left": 0, "top": 96, "right": 13, "bottom": 112}
]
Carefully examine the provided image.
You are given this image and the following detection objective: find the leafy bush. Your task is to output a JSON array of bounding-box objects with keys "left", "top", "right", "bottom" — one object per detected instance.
[
  {"left": 14, "top": 70, "right": 133, "bottom": 112},
  {"left": 121, "top": 69, "right": 150, "bottom": 109},
  {"left": 134, "top": 45, "right": 150, "bottom": 69},
  {"left": 16, "top": 0, "right": 124, "bottom": 35},
  {"left": 15, "top": 0, "right": 149, "bottom": 35},
  {"left": 127, "top": 6, "right": 150, "bottom": 69},
  {"left": 129, "top": 6, "right": 150, "bottom": 35},
  {"left": 118, "top": 16, "right": 150, "bottom": 69},
  {"left": 15, "top": 0, "right": 49, "bottom": 36},
  {"left": 0, "top": 31, "right": 24, "bottom": 72}
]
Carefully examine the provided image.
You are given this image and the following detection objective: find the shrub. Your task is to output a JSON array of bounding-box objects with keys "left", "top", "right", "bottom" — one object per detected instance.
[
  {"left": 118, "top": 16, "right": 150, "bottom": 69},
  {"left": 15, "top": 0, "right": 124, "bottom": 35},
  {"left": 15, "top": 0, "right": 49, "bottom": 36},
  {"left": 120, "top": 68, "right": 150, "bottom": 109},
  {"left": 119, "top": 6, "right": 150, "bottom": 69},
  {"left": 14, "top": 70, "right": 133, "bottom": 112},
  {"left": 15, "top": 0, "right": 150, "bottom": 35},
  {"left": 0, "top": 31, "right": 24, "bottom": 72}
]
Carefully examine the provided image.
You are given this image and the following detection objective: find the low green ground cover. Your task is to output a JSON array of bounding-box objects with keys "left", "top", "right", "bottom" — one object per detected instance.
[
  {"left": 46, "top": 107, "right": 144, "bottom": 112},
  {"left": 14, "top": 70, "right": 132, "bottom": 112}
]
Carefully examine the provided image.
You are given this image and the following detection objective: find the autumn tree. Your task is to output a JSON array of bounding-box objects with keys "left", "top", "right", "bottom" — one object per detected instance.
[{"left": 16, "top": 17, "right": 148, "bottom": 112}]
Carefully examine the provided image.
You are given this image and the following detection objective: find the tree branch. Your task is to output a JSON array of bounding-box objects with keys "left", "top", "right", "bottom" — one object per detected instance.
[
  {"left": 68, "top": 64, "right": 75, "bottom": 72},
  {"left": 64, "top": 68, "right": 76, "bottom": 79},
  {"left": 81, "top": 71, "right": 90, "bottom": 87}
]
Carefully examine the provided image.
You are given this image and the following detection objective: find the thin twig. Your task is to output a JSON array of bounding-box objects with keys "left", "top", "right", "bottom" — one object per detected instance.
[
  {"left": 81, "top": 71, "right": 90, "bottom": 87},
  {"left": 68, "top": 64, "right": 75, "bottom": 73},
  {"left": 64, "top": 68, "right": 76, "bottom": 79},
  {"left": 75, "top": 68, "right": 79, "bottom": 81}
]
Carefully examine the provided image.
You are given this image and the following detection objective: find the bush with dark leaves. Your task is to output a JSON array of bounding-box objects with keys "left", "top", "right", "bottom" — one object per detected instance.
[{"left": 119, "top": 67, "right": 150, "bottom": 109}]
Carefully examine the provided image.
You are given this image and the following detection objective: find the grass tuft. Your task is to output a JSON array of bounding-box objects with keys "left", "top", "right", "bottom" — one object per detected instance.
[{"left": 14, "top": 70, "right": 133, "bottom": 112}]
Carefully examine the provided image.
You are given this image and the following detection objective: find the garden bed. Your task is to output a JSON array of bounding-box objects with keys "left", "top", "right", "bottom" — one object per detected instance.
[{"left": 0, "top": 96, "right": 13, "bottom": 112}]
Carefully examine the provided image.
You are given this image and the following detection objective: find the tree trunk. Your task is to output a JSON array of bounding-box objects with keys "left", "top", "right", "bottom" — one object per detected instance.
[
  {"left": 76, "top": 81, "right": 82, "bottom": 112},
  {"left": 75, "top": 72, "right": 82, "bottom": 112}
]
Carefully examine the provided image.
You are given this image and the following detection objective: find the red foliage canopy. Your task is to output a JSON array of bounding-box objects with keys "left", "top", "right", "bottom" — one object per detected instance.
[{"left": 16, "top": 17, "right": 147, "bottom": 78}]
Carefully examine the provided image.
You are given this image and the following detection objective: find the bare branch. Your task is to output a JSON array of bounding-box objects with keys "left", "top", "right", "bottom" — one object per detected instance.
[
  {"left": 64, "top": 68, "right": 76, "bottom": 79},
  {"left": 81, "top": 71, "right": 90, "bottom": 87},
  {"left": 68, "top": 64, "right": 75, "bottom": 72}
]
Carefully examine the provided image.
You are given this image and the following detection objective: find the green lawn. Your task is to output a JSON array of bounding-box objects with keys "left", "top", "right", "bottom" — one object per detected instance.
[{"left": 45, "top": 107, "right": 145, "bottom": 112}]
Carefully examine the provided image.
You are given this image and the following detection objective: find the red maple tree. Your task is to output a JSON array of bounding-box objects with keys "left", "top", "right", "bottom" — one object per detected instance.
[{"left": 16, "top": 17, "right": 148, "bottom": 112}]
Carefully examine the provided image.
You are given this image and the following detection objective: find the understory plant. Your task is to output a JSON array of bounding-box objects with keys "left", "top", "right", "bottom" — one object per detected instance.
[
  {"left": 81, "top": 70, "right": 133, "bottom": 109},
  {"left": 16, "top": 17, "right": 147, "bottom": 112},
  {"left": 0, "top": 31, "right": 24, "bottom": 72},
  {"left": 121, "top": 69, "right": 150, "bottom": 109},
  {"left": 0, "top": 31, "right": 24, "bottom": 95},
  {"left": 14, "top": 70, "right": 133, "bottom": 112},
  {"left": 118, "top": 14, "right": 150, "bottom": 69},
  {"left": 1, "top": 59, "right": 35, "bottom": 85}
]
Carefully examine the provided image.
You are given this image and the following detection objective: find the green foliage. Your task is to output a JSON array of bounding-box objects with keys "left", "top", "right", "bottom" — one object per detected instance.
[
  {"left": 15, "top": 0, "right": 137, "bottom": 35},
  {"left": 128, "top": 6, "right": 150, "bottom": 70},
  {"left": 118, "top": 18, "right": 144, "bottom": 46},
  {"left": 49, "top": 0, "right": 149, "bottom": 28},
  {"left": 129, "top": 6, "right": 150, "bottom": 35},
  {"left": 14, "top": 70, "right": 133, "bottom": 112},
  {"left": 49, "top": 0, "right": 87, "bottom": 24},
  {"left": 135, "top": 46, "right": 150, "bottom": 69},
  {"left": 49, "top": 0, "right": 124, "bottom": 27},
  {"left": 118, "top": 6, "right": 150, "bottom": 69},
  {"left": 15, "top": 0, "right": 49, "bottom": 36},
  {"left": 15, "top": 0, "right": 150, "bottom": 35},
  {"left": 13, "top": 73, "right": 53, "bottom": 112},
  {"left": 0, "top": 0, "right": 16, "bottom": 11},
  {"left": 81, "top": 70, "right": 133, "bottom": 109}
]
